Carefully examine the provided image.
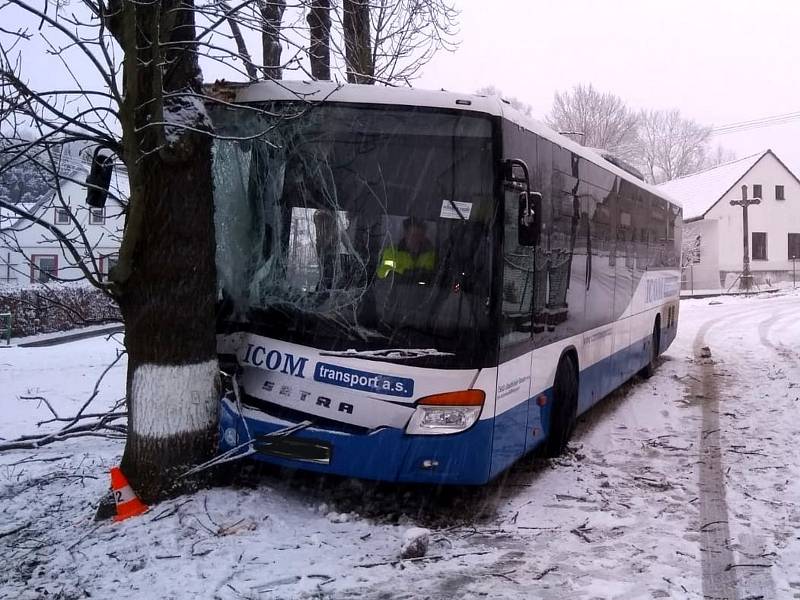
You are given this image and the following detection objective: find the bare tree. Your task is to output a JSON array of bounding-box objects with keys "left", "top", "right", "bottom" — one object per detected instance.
[
  {"left": 0, "top": 0, "right": 462, "bottom": 505},
  {"left": 476, "top": 85, "right": 532, "bottom": 116},
  {"left": 222, "top": 2, "right": 258, "bottom": 81},
  {"left": 546, "top": 83, "right": 639, "bottom": 157},
  {"left": 325, "top": 0, "right": 458, "bottom": 84},
  {"left": 635, "top": 109, "right": 712, "bottom": 184},
  {"left": 0, "top": 0, "right": 243, "bottom": 503},
  {"left": 370, "top": 0, "right": 458, "bottom": 83},
  {"left": 546, "top": 83, "right": 735, "bottom": 184}
]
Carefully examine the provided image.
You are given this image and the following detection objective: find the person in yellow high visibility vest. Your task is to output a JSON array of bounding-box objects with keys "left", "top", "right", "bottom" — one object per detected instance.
[{"left": 376, "top": 217, "right": 436, "bottom": 280}]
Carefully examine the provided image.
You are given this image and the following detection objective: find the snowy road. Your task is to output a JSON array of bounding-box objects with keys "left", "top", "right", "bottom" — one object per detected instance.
[{"left": 2, "top": 291, "right": 800, "bottom": 599}]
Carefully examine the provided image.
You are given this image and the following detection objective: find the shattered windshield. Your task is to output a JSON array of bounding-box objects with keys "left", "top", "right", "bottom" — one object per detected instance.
[{"left": 211, "top": 102, "right": 497, "bottom": 365}]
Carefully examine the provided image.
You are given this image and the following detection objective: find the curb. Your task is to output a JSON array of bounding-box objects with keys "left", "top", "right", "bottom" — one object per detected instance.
[
  {"left": 680, "top": 288, "right": 781, "bottom": 300},
  {"left": 16, "top": 324, "right": 124, "bottom": 347}
]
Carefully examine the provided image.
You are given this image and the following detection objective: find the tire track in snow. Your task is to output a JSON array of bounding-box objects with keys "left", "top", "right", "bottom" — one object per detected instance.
[
  {"left": 692, "top": 315, "right": 738, "bottom": 600},
  {"left": 691, "top": 298, "right": 799, "bottom": 600},
  {"left": 740, "top": 304, "right": 800, "bottom": 599},
  {"left": 758, "top": 306, "right": 800, "bottom": 367}
]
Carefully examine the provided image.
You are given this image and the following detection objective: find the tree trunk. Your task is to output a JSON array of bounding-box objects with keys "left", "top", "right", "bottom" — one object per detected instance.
[
  {"left": 261, "top": 0, "right": 286, "bottom": 80},
  {"left": 307, "top": 0, "right": 331, "bottom": 80},
  {"left": 110, "top": 0, "right": 219, "bottom": 504},
  {"left": 117, "top": 144, "right": 218, "bottom": 502},
  {"left": 342, "top": 0, "right": 373, "bottom": 84}
]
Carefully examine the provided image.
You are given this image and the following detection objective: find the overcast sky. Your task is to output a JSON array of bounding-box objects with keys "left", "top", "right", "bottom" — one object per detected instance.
[
  {"left": 415, "top": 0, "right": 800, "bottom": 176},
  {"left": 8, "top": 0, "right": 800, "bottom": 177}
]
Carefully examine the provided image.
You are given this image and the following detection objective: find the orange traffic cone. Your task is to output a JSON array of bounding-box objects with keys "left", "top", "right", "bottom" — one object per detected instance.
[{"left": 110, "top": 466, "right": 148, "bottom": 522}]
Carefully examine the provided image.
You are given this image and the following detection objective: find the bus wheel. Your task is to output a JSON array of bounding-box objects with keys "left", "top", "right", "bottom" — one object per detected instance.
[
  {"left": 640, "top": 321, "right": 661, "bottom": 379},
  {"left": 541, "top": 356, "right": 578, "bottom": 458}
]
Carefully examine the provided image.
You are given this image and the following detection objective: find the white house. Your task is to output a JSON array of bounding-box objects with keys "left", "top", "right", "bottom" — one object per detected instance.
[
  {"left": 0, "top": 155, "right": 126, "bottom": 286},
  {"left": 659, "top": 149, "right": 800, "bottom": 290}
]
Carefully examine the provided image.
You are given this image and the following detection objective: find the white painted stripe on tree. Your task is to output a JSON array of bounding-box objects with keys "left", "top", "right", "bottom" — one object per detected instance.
[{"left": 131, "top": 360, "right": 218, "bottom": 438}]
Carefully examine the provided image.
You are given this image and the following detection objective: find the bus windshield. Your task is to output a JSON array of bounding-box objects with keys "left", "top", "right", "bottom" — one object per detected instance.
[{"left": 211, "top": 103, "right": 497, "bottom": 366}]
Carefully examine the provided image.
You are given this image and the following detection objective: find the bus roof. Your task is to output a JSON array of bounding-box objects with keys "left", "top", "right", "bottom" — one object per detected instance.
[{"left": 220, "top": 80, "right": 681, "bottom": 209}]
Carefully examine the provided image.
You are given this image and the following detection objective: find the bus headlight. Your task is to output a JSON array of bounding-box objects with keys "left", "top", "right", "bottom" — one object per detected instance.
[{"left": 405, "top": 390, "right": 485, "bottom": 435}]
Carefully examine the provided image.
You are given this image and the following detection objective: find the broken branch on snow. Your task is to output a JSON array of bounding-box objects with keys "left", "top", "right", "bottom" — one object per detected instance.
[{"left": 0, "top": 350, "right": 126, "bottom": 452}]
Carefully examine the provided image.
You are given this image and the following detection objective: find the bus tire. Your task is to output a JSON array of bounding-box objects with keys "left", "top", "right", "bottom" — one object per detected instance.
[
  {"left": 541, "top": 356, "right": 578, "bottom": 458},
  {"left": 640, "top": 321, "right": 660, "bottom": 379}
]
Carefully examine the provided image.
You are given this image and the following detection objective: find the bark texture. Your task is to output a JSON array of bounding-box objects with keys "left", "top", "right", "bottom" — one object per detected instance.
[
  {"left": 307, "top": 0, "right": 331, "bottom": 80},
  {"left": 342, "top": 0, "right": 373, "bottom": 84},
  {"left": 107, "top": 0, "right": 219, "bottom": 503},
  {"left": 261, "top": 0, "right": 286, "bottom": 79}
]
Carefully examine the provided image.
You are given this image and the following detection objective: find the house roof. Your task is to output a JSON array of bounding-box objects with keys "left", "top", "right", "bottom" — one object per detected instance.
[
  {"left": 657, "top": 149, "right": 800, "bottom": 220},
  {"left": 1, "top": 161, "right": 128, "bottom": 232}
]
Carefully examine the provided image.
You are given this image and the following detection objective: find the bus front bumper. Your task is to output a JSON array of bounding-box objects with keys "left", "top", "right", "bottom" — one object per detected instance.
[{"left": 217, "top": 397, "right": 493, "bottom": 485}]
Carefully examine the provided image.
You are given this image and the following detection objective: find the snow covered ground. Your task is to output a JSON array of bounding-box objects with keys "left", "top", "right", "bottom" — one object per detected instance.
[{"left": 2, "top": 292, "right": 800, "bottom": 599}]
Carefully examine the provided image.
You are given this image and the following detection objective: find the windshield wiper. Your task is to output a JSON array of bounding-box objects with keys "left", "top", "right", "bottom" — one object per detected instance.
[{"left": 319, "top": 348, "right": 455, "bottom": 361}]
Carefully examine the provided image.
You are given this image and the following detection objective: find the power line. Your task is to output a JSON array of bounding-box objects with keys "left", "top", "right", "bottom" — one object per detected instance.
[
  {"left": 602, "top": 109, "right": 800, "bottom": 155},
  {"left": 712, "top": 110, "right": 800, "bottom": 135}
]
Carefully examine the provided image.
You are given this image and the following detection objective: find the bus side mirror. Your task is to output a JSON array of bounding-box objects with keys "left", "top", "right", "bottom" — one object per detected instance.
[
  {"left": 503, "top": 160, "right": 528, "bottom": 185},
  {"left": 86, "top": 148, "right": 114, "bottom": 208},
  {"left": 518, "top": 191, "right": 542, "bottom": 246}
]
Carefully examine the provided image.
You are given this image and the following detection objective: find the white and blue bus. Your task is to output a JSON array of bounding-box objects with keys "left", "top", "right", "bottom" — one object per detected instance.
[{"left": 210, "top": 81, "right": 681, "bottom": 485}]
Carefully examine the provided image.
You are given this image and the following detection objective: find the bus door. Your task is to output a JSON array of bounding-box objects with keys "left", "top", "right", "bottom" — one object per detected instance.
[{"left": 492, "top": 156, "right": 541, "bottom": 476}]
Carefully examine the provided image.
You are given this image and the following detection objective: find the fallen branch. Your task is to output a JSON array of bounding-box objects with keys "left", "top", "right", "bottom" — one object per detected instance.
[
  {"left": 0, "top": 521, "right": 32, "bottom": 539},
  {"left": 570, "top": 520, "right": 592, "bottom": 543},
  {"left": 724, "top": 562, "right": 772, "bottom": 571},
  {"left": 699, "top": 520, "right": 727, "bottom": 531},
  {"left": 727, "top": 448, "right": 768, "bottom": 457},
  {"left": 632, "top": 475, "right": 671, "bottom": 490},
  {"left": 20, "top": 395, "right": 59, "bottom": 419},
  {"left": 0, "top": 419, "right": 126, "bottom": 451},
  {"left": 3, "top": 455, "right": 70, "bottom": 467},
  {"left": 489, "top": 569, "right": 517, "bottom": 583},
  {"left": 532, "top": 566, "right": 558, "bottom": 580},
  {"left": 355, "top": 550, "right": 491, "bottom": 569},
  {"left": 0, "top": 350, "right": 126, "bottom": 452}
]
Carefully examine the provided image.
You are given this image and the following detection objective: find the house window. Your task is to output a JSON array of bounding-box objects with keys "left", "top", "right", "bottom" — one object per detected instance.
[
  {"left": 776, "top": 185, "right": 785, "bottom": 201},
  {"left": 0, "top": 252, "right": 17, "bottom": 283},
  {"left": 31, "top": 254, "right": 58, "bottom": 283},
  {"left": 90, "top": 207, "right": 106, "bottom": 224},
  {"left": 752, "top": 232, "right": 767, "bottom": 261},
  {"left": 99, "top": 253, "right": 118, "bottom": 282},
  {"left": 54, "top": 208, "right": 70, "bottom": 225},
  {"left": 789, "top": 234, "right": 800, "bottom": 260},
  {"left": 752, "top": 184, "right": 762, "bottom": 199}
]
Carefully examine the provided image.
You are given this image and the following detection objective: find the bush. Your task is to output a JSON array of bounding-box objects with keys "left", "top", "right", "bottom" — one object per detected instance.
[{"left": 0, "top": 284, "right": 120, "bottom": 338}]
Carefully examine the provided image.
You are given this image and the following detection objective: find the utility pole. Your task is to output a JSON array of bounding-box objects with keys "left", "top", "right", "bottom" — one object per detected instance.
[{"left": 730, "top": 184, "right": 761, "bottom": 292}]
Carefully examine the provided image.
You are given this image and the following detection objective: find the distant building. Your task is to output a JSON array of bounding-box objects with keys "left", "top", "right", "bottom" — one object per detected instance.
[
  {"left": 0, "top": 154, "right": 126, "bottom": 286},
  {"left": 659, "top": 149, "right": 800, "bottom": 290}
]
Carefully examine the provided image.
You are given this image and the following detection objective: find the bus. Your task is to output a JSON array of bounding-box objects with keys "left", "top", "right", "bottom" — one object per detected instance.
[{"left": 209, "top": 81, "right": 682, "bottom": 485}]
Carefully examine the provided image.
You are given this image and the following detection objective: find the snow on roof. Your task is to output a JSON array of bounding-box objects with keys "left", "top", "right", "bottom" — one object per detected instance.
[
  {"left": 232, "top": 79, "right": 503, "bottom": 116},
  {"left": 0, "top": 207, "right": 13, "bottom": 229},
  {"left": 225, "top": 80, "right": 677, "bottom": 205},
  {"left": 658, "top": 151, "right": 767, "bottom": 220}
]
